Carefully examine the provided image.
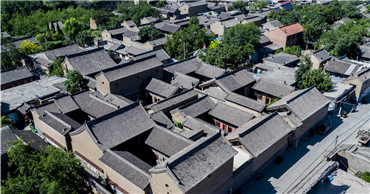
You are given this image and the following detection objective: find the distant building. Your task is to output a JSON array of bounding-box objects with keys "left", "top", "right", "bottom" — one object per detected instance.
[
  {"left": 323, "top": 58, "right": 361, "bottom": 78},
  {"left": 263, "top": 52, "right": 300, "bottom": 67},
  {"left": 179, "top": 1, "right": 208, "bottom": 16},
  {"left": 252, "top": 78, "right": 295, "bottom": 104},
  {"left": 265, "top": 23, "right": 303, "bottom": 49}
]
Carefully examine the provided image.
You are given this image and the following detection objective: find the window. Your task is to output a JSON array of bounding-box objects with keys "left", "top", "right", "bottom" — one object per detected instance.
[
  {"left": 102, "top": 82, "right": 104, "bottom": 85},
  {"left": 215, "top": 120, "right": 221, "bottom": 128}
]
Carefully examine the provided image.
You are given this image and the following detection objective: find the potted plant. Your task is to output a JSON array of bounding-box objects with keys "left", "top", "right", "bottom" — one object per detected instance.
[{"left": 341, "top": 111, "right": 347, "bottom": 118}]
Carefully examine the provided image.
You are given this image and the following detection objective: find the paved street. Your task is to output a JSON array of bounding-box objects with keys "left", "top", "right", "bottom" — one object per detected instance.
[{"left": 238, "top": 104, "right": 370, "bottom": 194}]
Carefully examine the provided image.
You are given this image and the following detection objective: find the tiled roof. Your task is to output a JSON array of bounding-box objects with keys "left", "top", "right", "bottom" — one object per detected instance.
[
  {"left": 252, "top": 78, "right": 295, "bottom": 98},
  {"left": 145, "top": 78, "right": 179, "bottom": 98},
  {"left": 1, "top": 67, "right": 33, "bottom": 85},
  {"left": 225, "top": 92, "right": 265, "bottom": 112},
  {"left": 279, "top": 23, "right": 303, "bottom": 36},
  {"left": 209, "top": 102, "right": 254, "bottom": 127}
]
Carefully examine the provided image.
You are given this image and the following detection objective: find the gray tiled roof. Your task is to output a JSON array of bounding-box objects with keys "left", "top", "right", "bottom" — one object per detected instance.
[
  {"left": 267, "top": 87, "right": 330, "bottom": 122},
  {"left": 116, "top": 46, "right": 150, "bottom": 56},
  {"left": 44, "top": 45, "right": 86, "bottom": 61},
  {"left": 39, "top": 111, "right": 80, "bottom": 135},
  {"left": 1, "top": 67, "right": 33, "bottom": 85},
  {"left": 1, "top": 31, "right": 11, "bottom": 38},
  {"left": 66, "top": 48, "right": 117, "bottom": 76},
  {"left": 101, "top": 55, "right": 162, "bottom": 82},
  {"left": 164, "top": 57, "right": 202, "bottom": 75},
  {"left": 311, "top": 49, "right": 332, "bottom": 63},
  {"left": 209, "top": 102, "right": 254, "bottom": 127},
  {"left": 13, "top": 130, "right": 48, "bottom": 151},
  {"left": 108, "top": 27, "right": 126, "bottom": 36},
  {"left": 1, "top": 126, "right": 18, "bottom": 155},
  {"left": 86, "top": 102, "right": 155, "bottom": 151},
  {"left": 181, "top": 116, "right": 219, "bottom": 137},
  {"left": 149, "top": 89, "right": 199, "bottom": 113},
  {"left": 156, "top": 23, "right": 180, "bottom": 33},
  {"left": 145, "top": 126, "right": 193, "bottom": 157},
  {"left": 324, "top": 59, "right": 360, "bottom": 76},
  {"left": 346, "top": 68, "right": 370, "bottom": 83},
  {"left": 206, "top": 87, "right": 227, "bottom": 100},
  {"left": 225, "top": 92, "right": 265, "bottom": 112},
  {"left": 150, "top": 133, "right": 237, "bottom": 193},
  {"left": 72, "top": 91, "right": 117, "bottom": 118},
  {"left": 263, "top": 52, "right": 299, "bottom": 66},
  {"left": 145, "top": 78, "right": 179, "bottom": 98},
  {"left": 237, "top": 112, "right": 292, "bottom": 157},
  {"left": 263, "top": 20, "right": 283, "bottom": 30},
  {"left": 170, "top": 72, "right": 200, "bottom": 89},
  {"left": 93, "top": 92, "right": 132, "bottom": 108},
  {"left": 53, "top": 94, "right": 80, "bottom": 114},
  {"left": 195, "top": 63, "right": 226, "bottom": 79},
  {"left": 150, "top": 111, "right": 174, "bottom": 129},
  {"left": 148, "top": 37, "right": 166, "bottom": 47},
  {"left": 254, "top": 63, "right": 296, "bottom": 86},
  {"left": 134, "top": 49, "right": 170, "bottom": 63},
  {"left": 177, "top": 96, "right": 215, "bottom": 118},
  {"left": 359, "top": 45, "right": 370, "bottom": 59},
  {"left": 215, "top": 68, "right": 256, "bottom": 93},
  {"left": 100, "top": 149, "right": 151, "bottom": 190},
  {"left": 252, "top": 78, "right": 295, "bottom": 98}
]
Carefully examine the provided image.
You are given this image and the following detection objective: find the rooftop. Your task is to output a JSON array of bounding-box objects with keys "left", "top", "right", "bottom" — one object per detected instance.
[
  {"left": 278, "top": 23, "right": 303, "bottom": 36},
  {"left": 145, "top": 78, "right": 179, "bottom": 98},
  {"left": 65, "top": 48, "right": 117, "bottom": 76},
  {"left": 1, "top": 67, "right": 33, "bottom": 86},
  {"left": 225, "top": 92, "right": 266, "bottom": 112},
  {"left": 1, "top": 76, "right": 66, "bottom": 112},
  {"left": 170, "top": 72, "right": 200, "bottom": 89},
  {"left": 252, "top": 78, "right": 295, "bottom": 98},
  {"left": 209, "top": 102, "right": 254, "bottom": 127},
  {"left": 1, "top": 126, "right": 18, "bottom": 155}
]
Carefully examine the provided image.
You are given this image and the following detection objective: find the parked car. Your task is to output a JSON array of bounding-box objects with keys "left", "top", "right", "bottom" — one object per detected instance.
[{"left": 317, "top": 124, "right": 332, "bottom": 135}]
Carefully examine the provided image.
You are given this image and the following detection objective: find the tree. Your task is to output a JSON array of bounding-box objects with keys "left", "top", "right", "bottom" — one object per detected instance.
[
  {"left": 201, "top": 43, "right": 254, "bottom": 70},
  {"left": 18, "top": 40, "right": 37, "bottom": 55},
  {"left": 1, "top": 43, "right": 23, "bottom": 70},
  {"left": 232, "top": 0, "right": 248, "bottom": 15},
  {"left": 48, "top": 57, "right": 64, "bottom": 77},
  {"left": 295, "top": 55, "right": 312, "bottom": 89},
  {"left": 138, "top": 23, "right": 163, "bottom": 42},
  {"left": 62, "top": 17, "right": 83, "bottom": 41},
  {"left": 189, "top": 16, "right": 199, "bottom": 26},
  {"left": 2, "top": 140, "right": 85, "bottom": 193},
  {"left": 75, "top": 31, "right": 93, "bottom": 47},
  {"left": 209, "top": 40, "right": 220, "bottom": 49},
  {"left": 1, "top": 116, "right": 13, "bottom": 129},
  {"left": 302, "top": 69, "right": 332, "bottom": 92},
  {"left": 64, "top": 70, "right": 86, "bottom": 94},
  {"left": 156, "top": 0, "right": 166, "bottom": 8},
  {"left": 283, "top": 46, "right": 301, "bottom": 56},
  {"left": 164, "top": 24, "right": 213, "bottom": 59},
  {"left": 223, "top": 23, "right": 260, "bottom": 47}
]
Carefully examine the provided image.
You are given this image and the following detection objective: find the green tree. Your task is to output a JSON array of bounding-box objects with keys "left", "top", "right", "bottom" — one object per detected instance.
[
  {"left": 75, "top": 31, "right": 93, "bottom": 47},
  {"left": 138, "top": 23, "right": 163, "bottom": 42},
  {"left": 201, "top": 43, "right": 254, "bottom": 69},
  {"left": 164, "top": 24, "right": 213, "bottom": 59},
  {"left": 209, "top": 40, "right": 220, "bottom": 49},
  {"left": 189, "top": 16, "right": 199, "bottom": 26},
  {"left": 1, "top": 43, "right": 23, "bottom": 70},
  {"left": 232, "top": 0, "right": 248, "bottom": 14},
  {"left": 283, "top": 46, "right": 301, "bottom": 56},
  {"left": 156, "top": 0, "right": 166, "bottom": 8},
  {"left": 2, "top": 139, "right": 85, "bottom": 193},
  {"left": 48, "top": 57, "right": 64, "bottom": 77},
  {"left": 64, "top": 70, "right": 86, "bottom": 94},
  {"left": 62, "top": 17, "right": 83, "bottom": 41},
  {"left": 223, "top": 23, "right": 260, "bottom": 47},
  {"left": 1, "top": 116, "right": 13, "bottom": 129},
  {"left": 92, "top": 9, "right": 114, "bottom": 27},
  {"left": 302, "top": 69, "right": 332, "bottom": 92},
  {"left": 295, "top": 55, "right": 312, "bottom": 89},
  {"left": 18, "top": 40, "right": 37, "bottom": 55}
]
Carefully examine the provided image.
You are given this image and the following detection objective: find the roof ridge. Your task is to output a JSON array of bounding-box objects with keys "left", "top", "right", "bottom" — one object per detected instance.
[
  {"left": 239, "top": 112, "right": 278, "bottom": 137},
  {"left": 88, "top": 93, "right": 118, "bottom": 109},
  {"left": 153, "top": 125, "right": 194, "bottom": 144},
  {"left": 43, "top": 110, "right": 72, "bottom": 130},
  {"left": 65, "top": 47, "right": 104, "bottom": 59},
  {"left": 163, "top": 56, "right": 197, "bottom": 68},
  {"left": 286, "top": 86, "right": 315, "bottom": 104},
  {"left": 101, "top": 54, "right": 157, "bottom": 73}
]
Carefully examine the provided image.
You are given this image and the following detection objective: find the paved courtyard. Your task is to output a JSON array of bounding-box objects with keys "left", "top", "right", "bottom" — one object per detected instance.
[{"left": 238, "top": 103, "right": 370, "bottom": 194}]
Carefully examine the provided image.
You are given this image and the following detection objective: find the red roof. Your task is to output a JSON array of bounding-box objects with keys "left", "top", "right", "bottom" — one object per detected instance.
[
  {"left": 279, "top": 23, "right": 303, "bottom": 36},
  {"left": 280, "top": 1, "right": 292, "bottom": 5}
]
